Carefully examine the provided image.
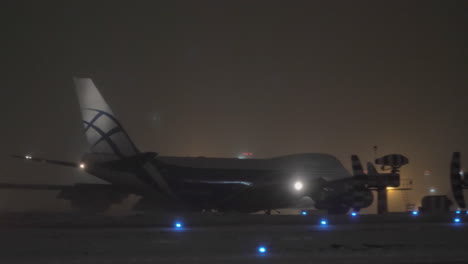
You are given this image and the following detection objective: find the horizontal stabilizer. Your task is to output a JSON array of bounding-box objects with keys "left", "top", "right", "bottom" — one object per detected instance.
[
  {"left": 11, "top": 155, "right": 79, "bottom": 168},
  {"left": 0, "top": 183, "right": 70, "bottom": 190}
]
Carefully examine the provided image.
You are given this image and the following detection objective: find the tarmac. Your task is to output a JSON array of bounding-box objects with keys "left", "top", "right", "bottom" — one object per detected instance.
[{"left": 0, "top": 212, "right": 467, "bottom": 263}]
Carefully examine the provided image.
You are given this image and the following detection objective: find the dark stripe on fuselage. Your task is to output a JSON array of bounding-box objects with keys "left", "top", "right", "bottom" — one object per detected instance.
[{"left": 136, "top": 165, "right": 164, "bottom": 194}]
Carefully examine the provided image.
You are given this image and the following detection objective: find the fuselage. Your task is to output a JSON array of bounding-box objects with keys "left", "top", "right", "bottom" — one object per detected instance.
[{"left": 82, "top": 152, "right": 354, "bottom": 212}]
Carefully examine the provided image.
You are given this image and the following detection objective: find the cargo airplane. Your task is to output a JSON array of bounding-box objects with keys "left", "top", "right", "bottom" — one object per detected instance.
[{"left": 7, "top": 78, "right": 377, "bottom": 214}]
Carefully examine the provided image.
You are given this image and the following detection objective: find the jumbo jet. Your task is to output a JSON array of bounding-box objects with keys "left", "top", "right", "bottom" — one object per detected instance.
[{"left": 7, "top": 78, "right": 376, "bottom": 214}]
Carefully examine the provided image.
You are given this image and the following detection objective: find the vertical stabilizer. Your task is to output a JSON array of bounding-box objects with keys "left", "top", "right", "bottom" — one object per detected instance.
[
  {"left": 73, "top": 78, "right": 139, "bottom": 158},
  {"left": 451, "top": 152, "right": 466, "bottom": 208},
  {"left": 367, "top": 162, "right": 379, "bottom": 176},
  {"left": 351, "top": 155, "right": 364, "bottom": 176}
]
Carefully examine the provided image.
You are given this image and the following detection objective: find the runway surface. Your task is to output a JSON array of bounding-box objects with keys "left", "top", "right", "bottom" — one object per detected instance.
[{"left": 0, "top": 213, "right": 467, "bottom": 264}]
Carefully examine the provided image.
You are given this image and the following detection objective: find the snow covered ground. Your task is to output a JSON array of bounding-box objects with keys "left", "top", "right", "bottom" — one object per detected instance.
[{"left": 0, "top": 213, "right": 467, "bottom": 263}]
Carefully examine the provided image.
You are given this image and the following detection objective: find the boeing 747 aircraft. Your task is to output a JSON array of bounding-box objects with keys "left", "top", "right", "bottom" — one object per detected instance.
[{"left": 7, "top": 78, "right": 377, "bottom": 214}]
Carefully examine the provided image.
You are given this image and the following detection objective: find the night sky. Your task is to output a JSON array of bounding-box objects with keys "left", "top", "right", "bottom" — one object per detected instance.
[{"left": 1, "top": 1, "right": 468, "bottom": 212}]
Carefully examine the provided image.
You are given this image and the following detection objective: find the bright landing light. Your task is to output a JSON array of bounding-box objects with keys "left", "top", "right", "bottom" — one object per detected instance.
[
  {"left": 25, "top": 155, "right": 32, "bottom": 160},
  {"left": 294, "top": 181, "right": 303, "bottom": 191},
  {"left": 79, "top": 163, "right": 86, "bottom": 169},
  {"left": 258, "top": 246, "right": 266, "bottom": 253}
]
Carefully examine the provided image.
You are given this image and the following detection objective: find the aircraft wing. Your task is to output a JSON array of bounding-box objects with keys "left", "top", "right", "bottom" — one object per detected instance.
[{"left": 0, "top": 183, "right": 133, "bottom": 212}]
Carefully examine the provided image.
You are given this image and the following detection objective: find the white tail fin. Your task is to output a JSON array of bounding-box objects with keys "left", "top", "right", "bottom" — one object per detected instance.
[{"left": 73, "top": 78, "right": 139, "bottom": 158}]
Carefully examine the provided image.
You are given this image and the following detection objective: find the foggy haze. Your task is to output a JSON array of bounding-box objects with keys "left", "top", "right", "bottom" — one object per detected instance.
[{"left": 1, "top": 1, "right": 468, "bottom": 212}]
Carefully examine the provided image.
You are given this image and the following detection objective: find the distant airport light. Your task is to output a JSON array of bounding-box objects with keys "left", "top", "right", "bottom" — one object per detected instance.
[
  {"left": 429, "top": 188, "right": 436, "bottom": 193},
  {"left": 412, "top": 211, "right": 419, "bottom": 216},
  {"left": 465, "top": 211, "right": 468, "bottom": 215},
  {"left": 386, "top": 187, "right": 394, "bottom": 190},
  {"left": 258, "top": 246, "right": 267, "bottom": 253},
  {"left": 79, "top": 163, "right": 86, "bottom": 169},
  {"left": 25, "top": 155, "right": 32, "bottom": 160},
  {"left": 301, "top": 210, "right": 307, "bottom": 215},
  {"left": 456, "top": 210, "right": 461, "bottom": 214},
  {"left": 294, "top": 181, "right": 303, "bottom": 191},
  {"left": 174, "top": 222, "right": 183, "bottom": 228},
  {"left": 320, "top": 219, "right": 328, "bottom": 226},
  {"left": 454, "top": 218, "right": 461, "bottom": 223},
  {"left": 351, "top": 212, "right": 357, "bottom": 216},
  {"left": 238, "top": 152, "right": 253, "bottom": 159}
]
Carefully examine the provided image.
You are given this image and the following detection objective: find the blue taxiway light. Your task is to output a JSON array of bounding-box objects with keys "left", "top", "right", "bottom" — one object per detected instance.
[
  {"left": 258, "top": 246, "right": 267, "bottom": 253},
  {"left": 456, "top": 210, "right": 461, "bottom": 214},
  {"left": 301, "top": 211, "right": 307, "bottom": 215},
  {"left": 320, "top": 220, "right": 328, "bottom": 225},
  {"left": 412, "top": 211, "right": 419, "bottom": 216},
  {"left": 351, "top": 212, "right": 357, "bottom": 216},
  {"left": 466, "top": 211, "right": 468, "bottom": 215},
  {"left": 454, "top": 218, "right": 461, "bottom": 223},
  {"left": 174, "top": 222, "right": 183, "bottom": 228}
]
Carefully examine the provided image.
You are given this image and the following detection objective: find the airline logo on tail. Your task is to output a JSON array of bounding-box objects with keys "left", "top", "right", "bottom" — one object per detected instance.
[
  {"left": 74, "top": 78, "right": 139, "bottom": 158},
  {"left": 74, "top": 78, "right": 176, "bottom": 197}
]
